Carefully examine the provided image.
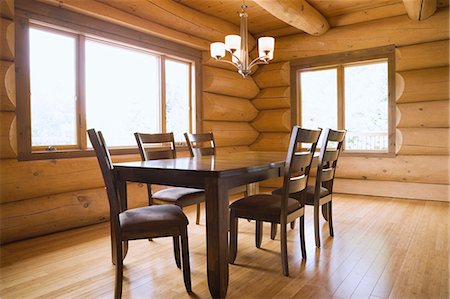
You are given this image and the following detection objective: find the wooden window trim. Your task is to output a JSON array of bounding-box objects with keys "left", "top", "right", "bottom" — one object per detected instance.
[
  {"left": 290, "top": 45, "right": 396, "bottom": 158},
  {"left": 15, "top": 1, "right": 201, "bottom": 161}
]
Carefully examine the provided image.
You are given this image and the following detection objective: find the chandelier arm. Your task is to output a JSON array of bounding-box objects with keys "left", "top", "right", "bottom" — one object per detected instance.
[
  {"left": 248, "top": 56, "right": 270, "bottom": 69},
  {"left": 215, "top": 58, "right": 241, "bottom": 68}
]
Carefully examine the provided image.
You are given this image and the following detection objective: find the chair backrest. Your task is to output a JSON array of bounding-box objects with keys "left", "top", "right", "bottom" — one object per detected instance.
[
  {"left": 315, "top": 128, "right": 346, "bottom": 195},
  {"left": 280, "top": 126, "right": 321, "bottom": 216},
  {"left": 135, "top": 132, "right": 176, "bottom": 161},
  {"left": 184, "top": 132, "right": 216, "bottom": 157},
  {"left": 87, "top": 129, "right": 121, "bottom": 219}
]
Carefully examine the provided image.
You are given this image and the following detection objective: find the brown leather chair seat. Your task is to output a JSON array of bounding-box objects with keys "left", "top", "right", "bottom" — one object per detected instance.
[
  {"left": 305, "top": 185, "right": 330, "bottom": 204},
  {"left": 272, "top": 185, "right": 330, "bottom": 205},
  {"left": 120, "top": 205, "right": 188, "bottom": 240},
  {"left": 230, "top": 194, "right": 301, "bottom": 222}
]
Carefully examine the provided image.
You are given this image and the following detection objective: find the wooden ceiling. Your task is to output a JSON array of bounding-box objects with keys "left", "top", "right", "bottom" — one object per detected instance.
[
  {"left": 175, "top": 0, "right": 448, "bottom": 37},
  {"left": 38, "top": 0, "right": 449, "bottom": 50}
]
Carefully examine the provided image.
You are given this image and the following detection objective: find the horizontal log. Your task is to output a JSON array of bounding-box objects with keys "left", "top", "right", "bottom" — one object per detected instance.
[
  {"left": 37, "top": 0, "right": 210, "bottom": 50},
  {"left": 0, "top": 183, "right": 149, "bottom": 244},
  {"left": 202, "top": 121, "right": 259, "bottom": 147},
  {"left": 252, "top": 87, "right": 290, "bottom": 110},
  {"left": 403, "top": 0, "right": 437, "bottom": 21},
  {"left": 273, "top": 9, "right": 449, "bottom": 61},
  {"left": 253, "top": 62, "right": 290, "bottom": 89},
  {"left": 0, "top": 60, "right": 15, "bottom": 110},
  {"left": 397, "top": 100, "right": 450, "bottom": 128},
  {"left": 334, "top": 179, "right": 449, "bottom": 202},
  {"left": 0, "top": 0, "right": 14, "bottom": 19},
  {"left": 215, "top": 146, "right": 250, "bottom": 155},
  {"left": 250, "top": 132, "right": 290, "bottom": 151},
  {"left": 336, "top": 155, "right": 449, "bottom": 184},
  {"left": 0, "top": 111, "right": 16, "bottom": 158},
  {"left": 328, "top": 3, "right": 406, "bottom": 27},
  {"left": 202, "top": 66, "right": 260, "bottom": 99},
  {"left": 396, "top": 128, "right": 450, "bottom": 155},
  {"left": 396, "top": 40, "right": 449, "bottom": 71},
  {"left": 202, "top": 92, "right": 258, "bottom": 122},
  {"left": 251, "top": 109, "right": 290, "bottom": 132},
  {"left": 0, "top": 18, "right": 14, "bottom": 61},
  {"left": 396, "top": 66, "right": 449, "bottom": 103},
  {"left": 0, "top": 154, "right": 141, "bottom": 203}
]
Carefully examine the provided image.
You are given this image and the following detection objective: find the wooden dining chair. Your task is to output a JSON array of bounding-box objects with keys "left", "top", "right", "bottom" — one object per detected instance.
[
  {"left": 228, "top": 126, "right": 321, "bottom": 276},
  {"left": 275, "top": 128, "right": 346, "bottom": 248},
  {"left": 88, "top": 129, "right": 191, "bottom": 298},
  {"left": 184, "top": 132, "right": 216, "bottom": 157},
  {"left": 135, "top": 132, "right": 204, "bottom": 224}
]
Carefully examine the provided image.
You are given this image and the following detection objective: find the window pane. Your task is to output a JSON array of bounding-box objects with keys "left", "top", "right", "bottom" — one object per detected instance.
[
  {"left": 300, "top": 69, "right": 338, "bottom": 145},
  {"left": 344, "top": 61, "right": 388, "bottom": 151},
  {"left": 165, "top": 59, "right": 190, "bottom": 142},
  {"left": 85, "top": 40, "right": 160, "bottom": 147},
  {"left": 29, "top": 28, "right": 77, "bottom": 147}
]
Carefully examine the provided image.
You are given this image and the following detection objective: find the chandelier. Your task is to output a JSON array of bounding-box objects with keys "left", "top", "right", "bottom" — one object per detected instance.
[{"left": 210, "top": 3, "right": 275, "bottom": 78}]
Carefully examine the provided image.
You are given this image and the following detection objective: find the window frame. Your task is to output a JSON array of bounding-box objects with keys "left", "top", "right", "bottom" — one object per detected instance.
[
  {"left": 15, "top": 1, "right": 202, "bottom": 161},
  {"left": 290, "top": 45, "right": 396, "bottom": 157}
]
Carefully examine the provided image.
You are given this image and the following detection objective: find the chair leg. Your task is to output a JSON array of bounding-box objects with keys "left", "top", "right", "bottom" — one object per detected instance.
[
  {"left": 270, "top": 223, "right": 277, "bottom": 240},
  {"left": 322, "top": 204, "right": 329, "bottom": 221},
  {"left": 180, "top": 227, "right": 192, "bottom": 293},
  {"left": 255, "top": 221, "right": 263, "bottom": 248},
  {"left": 196, "top": 203, "right": 201, "bottom": 225},
  {"left": 173, "top": 236, "right": 181, "bottom": 269},
  {"left": 280, "top": 223, "right": 289, "bottom": 276},
  {"left": 290, "top": 220, "right": 296, "bottom": 230},
  {"left": 114, "top": 237, "right": 123, "bottom": 299},
  {"left": 299, "top": 216, "right": 306, "bottom": 259},
  {"left": 314, "top": 205, "right": 321, "bottom": 248},
  {"left": 229, "top": 210, "right": 238, "bottom": 264},
  {"left": 328, "top": 201, "right": 334, "bottom": 237}
]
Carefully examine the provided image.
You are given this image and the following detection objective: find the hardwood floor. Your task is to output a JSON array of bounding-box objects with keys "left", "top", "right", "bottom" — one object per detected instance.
[{"left": 0, "top": 194, "right": 448, "bottom": 299}]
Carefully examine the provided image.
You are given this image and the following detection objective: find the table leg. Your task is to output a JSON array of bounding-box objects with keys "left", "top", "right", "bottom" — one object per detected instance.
[{"left": 205, "top": 177, "right": 229, "bottom": 298}]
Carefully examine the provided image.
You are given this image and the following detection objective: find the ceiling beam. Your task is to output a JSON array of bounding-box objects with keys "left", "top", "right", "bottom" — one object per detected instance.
[
  {"left": 253, "top": 0, "right": 329, "bottom": 36},
  {"left": 402, "top": 0, "right": 437, "bottom": 20}
]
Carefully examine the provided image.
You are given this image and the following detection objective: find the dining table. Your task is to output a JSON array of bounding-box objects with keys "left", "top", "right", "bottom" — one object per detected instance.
[{"left": 113, "top": 151, "right": 287, "bottom": 298}]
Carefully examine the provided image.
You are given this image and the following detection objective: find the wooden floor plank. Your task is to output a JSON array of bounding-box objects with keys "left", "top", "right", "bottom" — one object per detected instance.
[{"left": 0, "top": 194, "right": 449, "bottom": 299}]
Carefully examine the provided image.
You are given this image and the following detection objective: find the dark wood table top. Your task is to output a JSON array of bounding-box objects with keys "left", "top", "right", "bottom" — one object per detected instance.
[{"left": 113, "top": 151, "right": 287, "bottom": 178}]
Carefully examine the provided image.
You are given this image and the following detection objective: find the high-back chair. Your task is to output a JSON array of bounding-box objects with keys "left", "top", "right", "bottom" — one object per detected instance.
[
  {"left": 88, "top": 129, "right": 191, "bottom": 298},
  {"left": 228, "top": 126, "right": 321, "bottom": 276},
  {"left": 283, "top": 128, "right": 346, "bottom": 248},
  {"left": 184, "top": 132, "right": 216, "bottom": 157},
  {"left": 135, "top": 132, "right": 205, "bottom": 224}
]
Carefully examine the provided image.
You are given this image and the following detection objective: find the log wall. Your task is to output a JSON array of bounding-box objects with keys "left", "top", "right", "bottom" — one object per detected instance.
[{"left": 251, "top": 10, "right": 449, "bottom": 202}]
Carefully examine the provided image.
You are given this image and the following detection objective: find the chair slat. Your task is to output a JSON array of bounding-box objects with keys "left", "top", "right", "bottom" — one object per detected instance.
[
  {"left": 139, "top": 132, "right": 174, "bottom": 143},
  {"left": 296, "top": 128, "right": 321, "bottom": 144},
  {"left": 323, "top": 150, "right": 339, "bottom": 165},
  {"left": 193, "top": 148, "right": 215, "bottom": 157},
  {"left": 328, "top": 129, "right": 346, "bottom": 142},
  {"left": 186, "top": 133, "right": 213, "bottom": 143},
  {"left": 290, "top": 152, "right": 313, "bottom": 173},
  {"left": 288, "top": 174, "right": 308, "bottom": 194},
  {"left": 146, "top": 149, "right": 175, "bottom": 160},
  {"left": 321, "top": 167, "right": 335, "bottom": 182}
]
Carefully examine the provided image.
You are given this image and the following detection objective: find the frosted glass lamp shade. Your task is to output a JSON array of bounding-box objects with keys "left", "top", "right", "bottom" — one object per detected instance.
[
  {"left": 258, "top": 37, "right": 275, "bottom": 60},
  {"left": 232, "top": 50, "right": 241, "bottom": 64},
  {"left": 210, "top": 42, "right": 225, "bottom": 59},
  {"left": 225, "top": 35, "right": 241, "bottom": 52}
]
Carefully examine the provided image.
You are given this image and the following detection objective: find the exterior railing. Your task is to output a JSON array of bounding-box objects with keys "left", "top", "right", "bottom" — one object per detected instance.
[{"left": 345, "top": 131, "right": 388, "bottom": 151}]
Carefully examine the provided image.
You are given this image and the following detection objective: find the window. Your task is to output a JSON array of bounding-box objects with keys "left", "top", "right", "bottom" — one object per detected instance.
[
  {"left": 293, "top": 46, "right": 395, "bottom": 156},
  {"left": 19, "top": 19, "right": 199, "bottom": 160}
]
